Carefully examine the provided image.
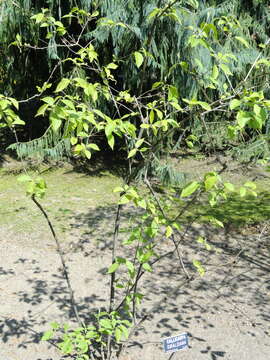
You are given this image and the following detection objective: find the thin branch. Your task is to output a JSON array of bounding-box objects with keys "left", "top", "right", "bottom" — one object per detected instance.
[
  {"left": 144, "top": 178, "right": 190, "bottom": 278},
  {"left": 31, "top": 195, "right": 82, "bottom": 327}
]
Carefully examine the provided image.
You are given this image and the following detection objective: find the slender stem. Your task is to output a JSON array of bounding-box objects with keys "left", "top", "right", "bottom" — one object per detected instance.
[
  {"left": 144, "top": 178, "right": 190, "bottom": 278},
  {"left": 132, "top": 263, "right": 143, "bottom": 322},
  {"left": 31, "top": 195, "right": 82, "bottom": 326},
  {"left": 109, "top": 203, "right": 122, "bottom": 312}
]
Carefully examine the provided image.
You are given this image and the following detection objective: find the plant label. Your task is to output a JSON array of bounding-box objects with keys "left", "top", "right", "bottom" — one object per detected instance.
[{"left": 163, "top": 332, "right": 188, "bottom": 353}]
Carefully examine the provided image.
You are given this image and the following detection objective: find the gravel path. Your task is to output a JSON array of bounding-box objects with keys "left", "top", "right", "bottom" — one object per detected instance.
[{"left": 1, "top": 208, "right": 270, "bottom": 360}]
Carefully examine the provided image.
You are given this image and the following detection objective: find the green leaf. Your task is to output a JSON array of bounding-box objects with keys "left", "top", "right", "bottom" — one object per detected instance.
[
  {"left": 240, "top": 187, "right": 247, "bottom": 197},
  {"left": 55, "top": 78, "right": 70, "bottom": 93},
  {"left": 125, "top": 260, "right": 134, "bottom": 273},
  {"left": 236, "top": 111, "right": 251, "bottom": 128},
  {"left": 230, "top": 99, "right": 241, "bottom": 110},
  {"left": 197, "top": 101, "right": 211, "bottom": 111},
  {"left": 127, "top": 148, "right": 137, "bottom": 159},
  {"left": 86, "top": 84, "right": 98, "bottom": 102},
  {"left": 70, "top": 137, "right": 77, "bottom": 145},
  {"left": 134, "top": 51, "right": 144, "bottom": 68},
  {"left": 107, "top": 62, "right": 118, "bottom": 70},
  {"left": 50, "top": 322, "right": 59, "bottom": 330},
  {"left": 115, "top": 327, "right": 122, "bottom": 343},
  {"left": 224, "top": 182, "right": 235, "bottom": 192},
  {"left": 99, "top": 318, "right": 112, "bottom": 329},
  {"left": 137, "top": 199, "right": 147, "bottom": 209},
  {"left": 244, "top": 181, "right": 256, "bottom": 190},
  {"left": 235, "top": 36, "right": 249, "bottom": 48},
  {"left": 220, "top": 63, "right": 232, "bottom": 76},
  {"left": 165, "top": 225, "right": 173, "bottom": 238},
  {"left": 135, "top": 138, "right": 144, "bottom": 148},
  {"left": 192, "top": 259, "right": 205, "bottom": 276},
  {"left": 118, "top": 195, "right": 130, "bottom": 205},
  {"left": 36, "top": 103, "right": 49, "bottom": 117},
  {"left": 42, "top": 96, "right": 55, "bottom": 105},
  {"left": 209, "top": 217, "right": 224, "bottom": 228},
  {"left": 41, "top": 330, "right": 54, "bottom": 341},
  {"left": 119, "top": 324, "right": 129, "bottom": 339},
  {"left": 181, "top": 181, "right": 200, "bottom": 198},
  {"left": 60, "top": 340, "right": 73, "bottom": 354},
  {"left": 212, "top": 64, "right": 219, "bottom": 80},
  {"left": 84, "top": 149, "right": 91, "bottom": 159},
  {"left": 107, "top": 133, "right": 115, "bottom": 149},
  {"left": 87, "top": 143, "right": 100, "bottom": 151},
  {"left": 168, "top": 86, "right": 178, "bottom": 101},
  {"left": 113, "top": 186, "right": 124, "bottom": 193},
  {"left": 51, "top": 117, "right": 62, "bottom": 132},
  {"left": 142, "top": 263, "right": 152, "bottom": 272},
  {"left": 204, "top": 175, "right": 217, "bottom": 191},
  {"left": 107, "top": 262, "right": 120, "bottom": 274}
]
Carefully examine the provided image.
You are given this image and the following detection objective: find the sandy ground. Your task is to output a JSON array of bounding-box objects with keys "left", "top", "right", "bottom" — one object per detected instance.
[{"left": 0, "top": 198, "right": 270, "bottom": 360}]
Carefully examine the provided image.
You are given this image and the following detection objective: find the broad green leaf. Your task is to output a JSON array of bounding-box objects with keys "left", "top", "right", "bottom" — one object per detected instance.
[
  {"left": 135, "top": 138, "right": 144, "bottom": 148},
  {"left": 230, "top": 99, "right": 241, "bottom": 110},
  {"left": 86, "top": 84, "right": 98, "bottom": 102},
  {"left": 140, "top": 123, "right": 150, "bottom": 129},
  {"left": 9, "top": 98, "right": 19, "bottom": 110},
  {"left": 51, "top": 117, "right": 62, "bottom": 132},
  {"left": 244, "top": 181, "right": 256, "bottom": 190},
  {"left": 212, "top": 64, "right": 219, "bottom": 80},
  {"left": 208, "top": 216, "right": 224, "bottom": 228},
  {"left": 42, "top": 96, "right": 55, "bottom": 105},
  {"left": 75, "top": 77, "right": 89, "bottom": 89},
  {"left": 107, "top": 133, "right": 115, "bottom": 149},
  {"left": 168, "top": 86, "right": 178, "bottom": 101},
  {"left": 113, "top": 186, "right": 124, "bottom": 193},
  {"left": 118, "top": 195, "right": 130, "bottom": 205},
  {"left": 224, "top": 182, "right": 235, "bottom": 192},
  {"left": 36, "top": 103, "right": 49, "bottom": 117},
  {"left": 165, "top": 225, "right": 173, "bottom": 238},
  {"left": 106, "top": 62, "right": 118, "bottom": 70},
  {"left": 41, "top": 330, "right": 54, "bottom": 341},
  {"left": 134, "top": 51, "right": 144, "bottom": 68},
  {"left": 115, "top": 327, "right": 122, "bottom": 342},
  {"left": 125, "top": 260, "right": 134, "bottom": 273},
  {"left": 181, "top": 181, "right": 200, "bottom": 198},
  {"left": 204, "top": 176, "right": 217, "bottom": 191},
  {"left": 239, "top": 187, "right": 247, "bottom": 197},
  {"left": 119, "top": 324, "right": 129, "bottom": 339},
  {"left": 50, "top": 322, "right": 59, "bottom": 330},
  {"left": 192, "top": 259, "right": 205, "bottom": 276},
  {"left": 59, "top": 340, "right": 73, "bottom": 354},
  {"left": 220, "top": 63, "right": 232, "bottom": 76},
  {"left": 237, "top": 111, "right": 250, "bottom": 128},
  {"left": 137, "top": 199, "right": 147, "bottom": 209},
  {"left": 142, "top": 263, "right": 152, "bottom": 272},
  {"left": 127, "top": 148, "right": 137, "bottom": 158},
  {"left": 55, "top": 78, "right": 70, "bottom": 93},
  {"left": 70, "top": 137, "right": 77, "bottom": 145},
  {"left": 84, "top": 150, "right": 91, "bottom": 159},
  {"left": 107, "top": 262, "right": 119, "bottom": 274},
  {"left": 197, "top": 101, "right": 211, "bottom": 111},
  {"left": 87, "top": 143, "right": 100, "bottom": 151}
]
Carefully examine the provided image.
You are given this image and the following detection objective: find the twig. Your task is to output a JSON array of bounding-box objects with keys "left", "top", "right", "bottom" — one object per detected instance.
[
  {"left": 31, "top": 195, "right": 82, "bottom": 327},
  {"left": 144, "top": 177, "right": 190, "bottom": 278}
]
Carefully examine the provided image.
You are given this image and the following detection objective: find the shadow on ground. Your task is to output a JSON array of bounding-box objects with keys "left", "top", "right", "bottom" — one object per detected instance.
[{"left": 0, "top": 202, "right": 270, "bottom": 359}]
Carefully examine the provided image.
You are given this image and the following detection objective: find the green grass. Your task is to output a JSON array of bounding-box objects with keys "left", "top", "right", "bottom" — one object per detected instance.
[
  {"left": 1, "top": 161, "right": 270, "bottom": 239},
  {"left": 0, "top": 166, "right": 122, "bottom": 236}
]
